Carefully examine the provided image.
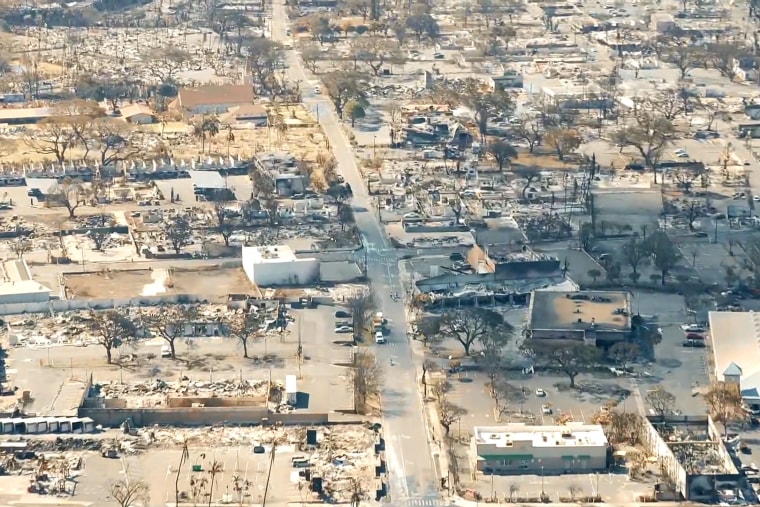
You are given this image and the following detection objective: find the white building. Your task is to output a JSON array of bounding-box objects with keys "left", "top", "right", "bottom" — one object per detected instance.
[
  {"left": 242, "top": 245, "right": 319, "bottom": 287},
  {"left": 471, "top": 423, "right": 608, "bottom": 474},
  {"left": 709, "top": 311, "right": 760, "bottom": 410}
]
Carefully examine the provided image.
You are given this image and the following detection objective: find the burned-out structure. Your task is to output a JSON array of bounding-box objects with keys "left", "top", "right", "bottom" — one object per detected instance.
[
  {"left": 641, "top": 415, "right": 740, "bottom": 502},
  {"left": 413, "top": 244, "right": 574, "bottom": 306}
]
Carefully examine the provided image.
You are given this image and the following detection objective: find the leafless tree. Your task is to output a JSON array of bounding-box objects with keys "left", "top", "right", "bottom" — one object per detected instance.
[
  {"left": 90, "top": 118, "right": 141, "bottom": 166},
  {"left": 146, "top": 47, "right": 191, "bottom": 82},
  {"left": 511, "top": 116, "right": 543, "bottom": 153},
  {"left": 144, "top": 305, "right": 198, "bottom": 359},
  {"left": 47, "top": 178, "right": 90, "bottom": 218},
  {"left": 646, "top": 386, "right": 676, "bottom": 417},
  {"left": 438, "top": 397, "right": 467, "bottom": 436},
  {"left": 614, "top": 107, "right": 673, "bottom": 183},
  {"left": 226, "top": 310, "right": 266, "bottom": 358},
  {"left": 347, "top": 290, "right": 376, "bottom": 341},
  {"left": 8, "top": 238, "right": 32, "bottom": 259},
  {"left": 351, "top": 349, "right": 383, "bottom": 413},
  {"left": 110, "top": 478, "right": 150, "bottom": 507}
]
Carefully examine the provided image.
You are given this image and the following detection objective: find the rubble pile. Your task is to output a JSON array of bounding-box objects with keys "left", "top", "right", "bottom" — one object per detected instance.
[
  {"left": 90, "top": 378, "right": 277, "bottom": 408},
  {"left": 305, "top": 427, "right": 378, "bottom": 503}
]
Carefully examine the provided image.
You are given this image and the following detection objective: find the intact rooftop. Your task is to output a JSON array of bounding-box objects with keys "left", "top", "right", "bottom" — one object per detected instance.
[
  {"left": 473, "top": 423, "right": 607, "bottom": 449},
  {"left": 709, "top": 311, "right": 760, "bottom": 399},
  {"left": 529, "top": 290, "right": 631, "bottom": 331}
]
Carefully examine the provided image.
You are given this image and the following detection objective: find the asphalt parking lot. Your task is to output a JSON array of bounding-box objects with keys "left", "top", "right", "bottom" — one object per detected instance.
[{"left": 73, "top": 445, "right": 296, "bottom": 506}]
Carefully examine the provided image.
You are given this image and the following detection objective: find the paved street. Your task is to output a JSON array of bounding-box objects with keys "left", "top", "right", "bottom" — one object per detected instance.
[{"left": 270, "top": 2, "right": 441, "bottom": 504}]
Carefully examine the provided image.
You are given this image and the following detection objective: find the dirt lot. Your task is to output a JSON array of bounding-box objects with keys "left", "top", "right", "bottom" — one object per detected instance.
[{"left": 63, "top": 266, "right": 254, "bottom": 299}]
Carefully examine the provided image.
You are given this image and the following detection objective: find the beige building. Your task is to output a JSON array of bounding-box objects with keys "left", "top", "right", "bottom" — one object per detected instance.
[
  {"left": 471, "top": 423, "right": 608, "bottom": 475},
  {"left": 527, "top": 290, "right": 632, "bottom": 346},
  {"left": 169, "top": 84, "right": 255, "bottom": 115}
]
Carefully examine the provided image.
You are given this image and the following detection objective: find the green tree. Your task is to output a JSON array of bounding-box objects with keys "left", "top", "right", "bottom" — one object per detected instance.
[
  {"left": 89, "top": 310, "right": 136, "bottom": 364},
  {"left": 522, "top": 341, "right": 602, "bottom": 388},
  {"left": 323, "top": 70, "right": 367, "bottom": 118},
  {"left": 345, "top": 99, "right": 366, "bottom": 127},
  {"left": 487, "top": 140, "right": 518, "bottom": 171},
  {"left": 645, "top": 231, "right": 682, "bottom": 284},
  {"left": 405, "top": 13, "right": 439, "bottom": 42},
  {"left": 439, "top": 307, "right": 503, "bottom": 356}
]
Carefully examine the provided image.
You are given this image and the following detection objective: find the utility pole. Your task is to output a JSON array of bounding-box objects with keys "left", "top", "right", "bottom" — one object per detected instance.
[
  {"left": 261, "top": 434, "right": 278, "bottom": 507},
  {"left": 297, "top": 318, "right": 303, "bottom": 379}
]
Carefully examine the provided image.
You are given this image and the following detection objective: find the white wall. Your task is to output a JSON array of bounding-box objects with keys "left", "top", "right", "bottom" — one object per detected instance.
[{"left": 248, "top": 258, "right": 320, "bottom": 287}]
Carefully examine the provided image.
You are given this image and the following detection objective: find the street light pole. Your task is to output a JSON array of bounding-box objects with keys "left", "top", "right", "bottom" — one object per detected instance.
[{"left": 541, "top": 466, "right": 545, "bottom": 498}]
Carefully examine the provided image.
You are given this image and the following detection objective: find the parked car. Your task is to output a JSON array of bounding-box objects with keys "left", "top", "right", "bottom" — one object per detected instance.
[
  {"left": 681, "top": 324, "right": 706, "bottom": 332},
  {"left": 682, "top": 340, "right": 706, "bottom": 348},
  {"left": 335, "top": 310, "right": 351, "bottom": 318},
  {"left": 542, "top": 404, "right": 553, "bottom": 414},
  {"left": 686, "top": 333, "right": 705, "bottom": 340},
  {"left": 535, "top": 388, "right": 547, "bottom": 397},
  {"left": 334, "top": 326, "right": 353, "bottom": 333}
]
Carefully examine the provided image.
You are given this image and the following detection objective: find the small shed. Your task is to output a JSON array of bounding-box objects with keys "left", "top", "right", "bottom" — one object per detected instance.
[
  {"left": 119, "top": 104, "right": 157, "bottom": 124},
  {"left": 188, "top": 170, "right": 226, "bottom": 191}
]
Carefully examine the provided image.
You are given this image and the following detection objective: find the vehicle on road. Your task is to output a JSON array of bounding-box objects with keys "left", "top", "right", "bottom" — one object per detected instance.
[
  {"left": 375, "top": 331, "right": 386, "bottom": 344},
  {"left": 334, "top": 325, "right": 353, "bottom": 333},
  {"left": 535, "top": 388, "right": 547, "bottom": 397},
  {"left": 335, "top": 310, "right": 350, "bottom": 318},
  {"left": 673, "top": 149, "right": 689, "bottom": 158}
]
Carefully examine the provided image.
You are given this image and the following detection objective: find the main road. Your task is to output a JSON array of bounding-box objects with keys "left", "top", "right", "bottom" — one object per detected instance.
[{"left": 269, "top": 3, "right": 443, "bottom": 506}]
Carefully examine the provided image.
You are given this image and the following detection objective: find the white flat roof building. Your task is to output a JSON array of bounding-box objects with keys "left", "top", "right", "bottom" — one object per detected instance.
[
  {"left": 709, "top": 311, "right": 760, "bottom": 403},
  {"left": 241, "top": 245, "right": 319, "bottom": 287},
  {"left": 472, "top": 423, "right": 608, "bottom": 474}
]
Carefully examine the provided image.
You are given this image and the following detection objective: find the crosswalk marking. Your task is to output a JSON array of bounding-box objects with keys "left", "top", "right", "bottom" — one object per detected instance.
[{"left": 403, "top": 499, "right": 441, "bottom": 507}]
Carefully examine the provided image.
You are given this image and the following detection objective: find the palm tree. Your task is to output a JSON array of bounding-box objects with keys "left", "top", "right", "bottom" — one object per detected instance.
[
  {"left": 175, "top": 440, "right": 189, "bottom": 507},
  {"left": 225, "top": 124, "right": 235, "bottom": 157},
  {"left": 192, "top": 120, "right": 207, "bottom": 153},
  {"left": 206, "top": 460, "right": 223, "bottom": 507},
  {"left": 202, "top": 116, "right": 220, "bottom": 153}
]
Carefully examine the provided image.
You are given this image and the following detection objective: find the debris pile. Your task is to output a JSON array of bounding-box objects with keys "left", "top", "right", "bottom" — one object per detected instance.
[{"left": 88, "top": 378, "right": 278, "bottom": 408}]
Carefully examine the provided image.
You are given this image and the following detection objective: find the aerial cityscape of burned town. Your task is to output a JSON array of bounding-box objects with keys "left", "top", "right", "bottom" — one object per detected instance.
[{"left": 3, "top": 0, "right": 760, "bottom": 505}]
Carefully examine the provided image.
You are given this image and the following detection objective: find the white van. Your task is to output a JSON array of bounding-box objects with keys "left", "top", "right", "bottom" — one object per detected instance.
[
  {"left": 161, "top": 345, "right": 172, "bottom": 358},
  {"left": 375, "top": 331, "right": 386, "bottom": 344}
]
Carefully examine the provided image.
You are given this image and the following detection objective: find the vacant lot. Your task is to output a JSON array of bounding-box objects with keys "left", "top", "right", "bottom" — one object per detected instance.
[{"left": 63, "top": 266, "right": 254, "bottom": 299}]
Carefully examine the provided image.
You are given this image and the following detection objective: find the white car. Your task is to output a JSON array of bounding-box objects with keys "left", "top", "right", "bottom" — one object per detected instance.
[
  {"left": 313, "top": 86, "right": 321, "bottom": 94},
  {"left": 676, "top": 151, "right": 690, "bottom": 158},
  {"left": 535, "top": 388, "right": 547, "bottom": 397},
  {"left": 542, "top": 404, "right": 553, "bottom": 415},
  {"left": 680, "top": 324, "right": 706, "bottom": 332},
  {"left": 334, "top": 325, "right": 353, "bottom": 333}
]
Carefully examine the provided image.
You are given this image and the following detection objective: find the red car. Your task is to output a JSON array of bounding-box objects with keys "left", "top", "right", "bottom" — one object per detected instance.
[{"left": 686, "top": 333, "right": 705, "bottom": 340}]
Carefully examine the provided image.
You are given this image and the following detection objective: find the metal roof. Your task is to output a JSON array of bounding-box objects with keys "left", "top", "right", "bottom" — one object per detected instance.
[{"left": 188, "top": 170, "right": 226, "bottom": 189}]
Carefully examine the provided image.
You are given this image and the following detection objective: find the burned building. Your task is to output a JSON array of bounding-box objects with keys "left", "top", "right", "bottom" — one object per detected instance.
[
  {"left": 641, "top": 415, "right": 740, "bottom": 502},
  {"left": 414, "top": 245, "right": 574, "bottom": 306}
]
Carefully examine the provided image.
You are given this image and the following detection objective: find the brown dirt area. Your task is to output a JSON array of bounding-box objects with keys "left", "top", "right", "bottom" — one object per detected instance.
[{"left": 63, "top": 266, "right": 254, "bottom": 299}]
